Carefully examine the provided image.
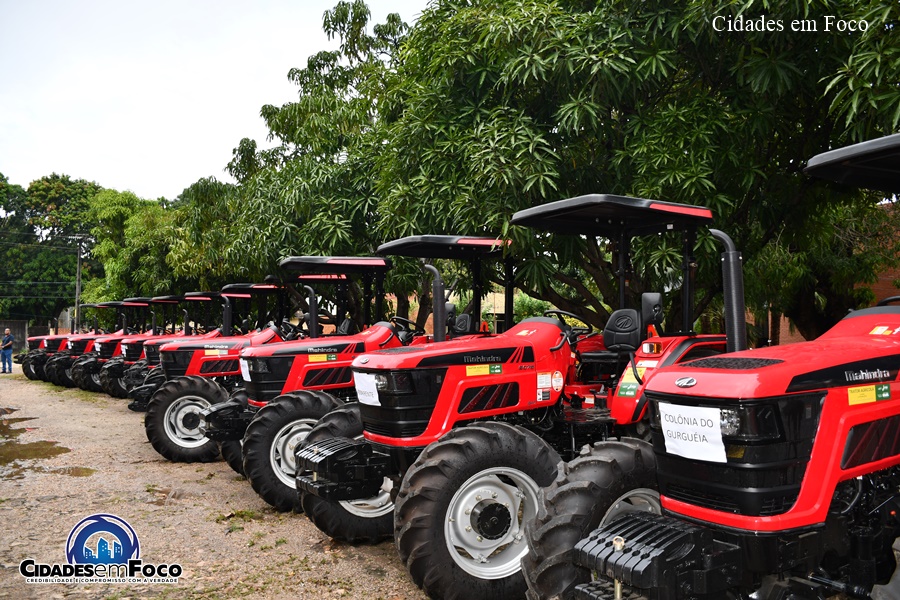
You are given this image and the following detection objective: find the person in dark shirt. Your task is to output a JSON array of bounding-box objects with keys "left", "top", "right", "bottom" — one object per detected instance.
[{"left": 1, "top": 328, "right": 13, "bottom": 373}]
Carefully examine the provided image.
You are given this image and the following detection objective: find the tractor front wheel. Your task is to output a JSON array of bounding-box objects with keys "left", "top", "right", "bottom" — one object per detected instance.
[
  {"left": 144, "top": 376, "right": 226, "bottom": 462},
  {"left": 299, "top": 404, "right": 394, "bottom": 544},
  {"left": 100, "top": 361, "right": 128, "bottom": 398},
  {"left": 219, "top": 440, "right": 244, "bottom": 476},
  {"left": 521, "top": 438, "right": 658, "bottom": 600},
  {"left": 22, "top": 356, "right": 37, "bottom": 380},
  {"left": 242, "top": 390, "right": 342, "bottom": 512},
  {"left": 394, "top": 421, "right": 561, "bottom": 600}
]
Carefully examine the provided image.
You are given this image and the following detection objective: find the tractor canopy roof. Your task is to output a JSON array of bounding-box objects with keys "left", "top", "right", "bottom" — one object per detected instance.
[
  {"left": 220, "top": 282, "right": 283, "bottom": 297},
  {"left": 804, "top": 132, "right": 900, "bottom": 194},
  {"left": 278, "top": 256, "right": 392, "bottom": 275},
  {"left": 377, "top": 235, "right": 508, "bottom": 259},
  {"left": 121, "top": 297, "right": 152, "bottom": 306},
  {"left": 94, "top": 301, "right": 123, "bottom": 309},
  {"left": 510, "top": 194, "right": 713, "bottom": 237},
  {"left": 183, "top": 291, "right": 221, "bottom": 301},
  {"left": 149, "top": 295, "right": 184, "bottom": 303}
]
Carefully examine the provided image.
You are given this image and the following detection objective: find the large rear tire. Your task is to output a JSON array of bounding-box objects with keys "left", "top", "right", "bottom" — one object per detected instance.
[
  {"left": 243, "top": 390, "right": 342, "bottom": 512},
  {"left": 145, "top": 376, "right": 225, "bottom": 462},
  {"left": 100, "top": 361, "right": 128, "bottom": 398},
  {"left": 521, "top": 439, "right": 658, "bottom": 600},
  {"left": 394, "top": 422, "right": 561, "bottom": 600},
  {"left": 299, "top": 404, "right": 394, "bottom": 544}
]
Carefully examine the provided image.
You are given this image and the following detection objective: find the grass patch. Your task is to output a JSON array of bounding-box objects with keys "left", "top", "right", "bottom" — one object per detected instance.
[{"left": 214, "top": 509, "right": 264, "bottom": 523}]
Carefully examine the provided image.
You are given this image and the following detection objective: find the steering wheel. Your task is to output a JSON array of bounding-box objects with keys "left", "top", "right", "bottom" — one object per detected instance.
[
  {"left": 390, "top": 315, "right": 416, "bottom": 332},
  {"left": 543, "top": 310, "right": 593, "bottom": 336},
  {"left": 279, "top": 319, "right": 303, "bottom": 341}
]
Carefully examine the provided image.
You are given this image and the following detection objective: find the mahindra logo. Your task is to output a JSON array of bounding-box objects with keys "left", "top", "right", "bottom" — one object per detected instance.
[
  {"left": 615, "top": 315, "right": 634, "bottom": 329},
  {"left": 359, "top": 357, "right": 369, "bottom": 364},
  {"left": 675, "top": 377, "right": 697, "bottom": 388}
]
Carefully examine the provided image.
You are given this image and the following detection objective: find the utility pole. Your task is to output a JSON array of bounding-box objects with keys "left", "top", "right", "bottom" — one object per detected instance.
[{"left": 74, "top": 236, "right": 83, "bottom": 331}]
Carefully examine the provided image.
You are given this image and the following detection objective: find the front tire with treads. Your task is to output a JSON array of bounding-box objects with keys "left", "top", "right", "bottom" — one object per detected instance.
[
  {"left": 299, "top": 404, "right": 394, "bottom": 544},
  {"left": 100, "top": 361, "right": 128, "bottom": 398},
  {"left": 521, "top": 439, "right": 658, "bottom": 600},
  {"left": 243, "top": 390, "right": 342, "bottom": 512},
  {"left": 394, "top": 421, "right": 561, "bottom": 600},
  {"left": 220, "top": 440, "right": 244, "bottom": 476},
  {"left": 145, "top": 376, "right": 226, "bottom": 462}
]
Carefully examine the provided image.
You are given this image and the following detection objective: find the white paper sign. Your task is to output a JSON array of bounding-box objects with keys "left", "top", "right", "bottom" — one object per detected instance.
[
  {"left": 355, "top": 372, "right": 380, "bottom": 406},
  {"left": 658, "top": 402, "right": 726, "bottom": 463}
]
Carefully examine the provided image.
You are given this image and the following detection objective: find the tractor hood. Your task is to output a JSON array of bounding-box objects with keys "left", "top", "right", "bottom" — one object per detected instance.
[
  {"left": 241, "top": 322, "right": 397, "bottom": 358},
  {"left": 159, "top": 327, "right": 278, "bottom": 353},
  {"left": 351, "top": 317, "right": 566, "bottom": 370},
  {"left": 647, "top": 308, "right": 900, "bottom": 399}
]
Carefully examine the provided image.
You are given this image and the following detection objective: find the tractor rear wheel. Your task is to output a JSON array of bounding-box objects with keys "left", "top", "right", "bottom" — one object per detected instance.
[
  {"left": 145, "top": 376, "right": 225, "bottom": 462},
  {"left": 300, "top": 404, "right": 394, "bottom": 544},
  {"left": 521, "top": 439, "right": 658, "bottom": 600},
  {"left": 243, "top": 390, "right": 342, "bottom": 512},
  {"left": 394, "top": 422, "right": 561, "bottom": 600},
  {"left": 100, "top": 361, "right": 128, "bottom": 398}
]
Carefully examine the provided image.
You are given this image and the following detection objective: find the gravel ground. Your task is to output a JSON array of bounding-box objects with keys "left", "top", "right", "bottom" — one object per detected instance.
[{"left": 0, "top": 365, "right": 428, "bottom": 600}]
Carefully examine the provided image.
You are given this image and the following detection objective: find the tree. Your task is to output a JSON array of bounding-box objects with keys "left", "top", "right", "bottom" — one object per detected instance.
[
  {"left": 0, "top": 173, "right": 102, "bottom": 324},
  {"left": 371, "top": 0, "right": 899, "bottom": 337}
]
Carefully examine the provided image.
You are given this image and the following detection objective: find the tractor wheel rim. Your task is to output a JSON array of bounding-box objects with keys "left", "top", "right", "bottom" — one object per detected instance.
[
  {"left": 269, "top": 419, "right": 318, "bottom": 488},
  {"left": 163, "top": 395, "right": 213, "bottom": 448},
  {"left": 339, "top": 478, "right": 394, "bottom": 518},
  {"left": 444, "top": 466, "right": 540, "bottom": 580}
]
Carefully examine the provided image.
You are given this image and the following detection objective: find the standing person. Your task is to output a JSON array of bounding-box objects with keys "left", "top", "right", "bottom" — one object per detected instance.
[{"left": 1, "top": 328, "right": 13, "bottom": 373}]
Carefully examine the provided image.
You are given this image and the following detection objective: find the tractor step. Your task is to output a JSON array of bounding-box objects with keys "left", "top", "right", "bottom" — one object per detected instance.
[
  {"left": 573, "top": 580, "right": 646, "bottom": 600},
  {"left": 556, "top": 406, "right": 613, "bottom": 425}
]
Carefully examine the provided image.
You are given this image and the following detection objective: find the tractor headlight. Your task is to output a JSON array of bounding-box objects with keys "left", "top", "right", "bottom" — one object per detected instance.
[
  {"left": 67, "top": 341, "right": 73, "bottom": 350},
  {"left": 95, "top": 343, "right": 103, "bottom": 352},
  {"left": 247, "top": 358, "right": 270, "bottom": 374},
  {"left": 374, "top": 371, "right": 413, "bottom": 394},
  {"left": 719, "top": 408, "right": 741, "bottom": 437}
]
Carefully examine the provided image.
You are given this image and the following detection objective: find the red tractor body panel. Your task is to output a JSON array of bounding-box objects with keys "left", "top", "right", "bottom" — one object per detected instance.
[
  {"left": 158, "top": 327, "right": 283, "bottom": 380},
  {"left": 239, "top": 322, "right": 406, "bottom": 407},
  {"left": 353, "top": 318, "right": 573, "bottom": 448},
  {"left": 646, "top": 308, "right": 900, "bottom": 533}
]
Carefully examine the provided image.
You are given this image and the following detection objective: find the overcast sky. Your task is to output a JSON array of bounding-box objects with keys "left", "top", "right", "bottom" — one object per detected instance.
[{"left": 0, "top": 0, "right": 428, "bottom": 200}]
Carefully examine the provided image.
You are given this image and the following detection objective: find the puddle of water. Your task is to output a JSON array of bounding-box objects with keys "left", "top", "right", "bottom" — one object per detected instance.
[{"left": 0, "top": 407, "right": 92, "bottom": 480}]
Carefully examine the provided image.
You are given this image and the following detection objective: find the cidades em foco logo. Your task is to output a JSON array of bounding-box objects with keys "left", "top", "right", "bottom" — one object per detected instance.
[{"left": 19, "top": 513, "right": 182, "bottom": 585}]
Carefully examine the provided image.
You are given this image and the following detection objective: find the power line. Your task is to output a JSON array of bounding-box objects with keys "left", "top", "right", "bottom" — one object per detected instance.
[
  {"left": 0, "top": 241, "right": 80, "bottom": 250},
  {"left": 0, "top": 281, "right": 76, "bottom": 285}
]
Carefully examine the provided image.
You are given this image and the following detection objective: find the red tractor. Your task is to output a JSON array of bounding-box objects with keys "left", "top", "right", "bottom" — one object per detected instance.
[
  {"left": 124, "top": 290, "right": 240, "bottom": 407},
  {"left": 521, "top": 134, "right": 900, "bottom": 600},
  {"left": 229, "top": 237, "right": 512, "bottom": 512},
  {"left": 143, "top": 283, "right": 298, "bottom": 463},
  {"left": 67, "top": 298, "right": 155, "bottom": 394},
  {"left": 39, "top": 302, "right": 123, "bottom": 387},
  {"left": 296, "top": 195, "right": 743, "bottom": 599}
]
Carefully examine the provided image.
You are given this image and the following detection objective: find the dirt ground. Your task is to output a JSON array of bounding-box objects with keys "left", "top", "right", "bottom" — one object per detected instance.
[{"left": 0, "top": 364, "right": 428, "bottom": 600}]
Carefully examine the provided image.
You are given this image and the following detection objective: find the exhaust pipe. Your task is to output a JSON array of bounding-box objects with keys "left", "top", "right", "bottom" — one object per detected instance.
[{"left": 710, "top": 229, "right": 747, "bottom": 352}]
